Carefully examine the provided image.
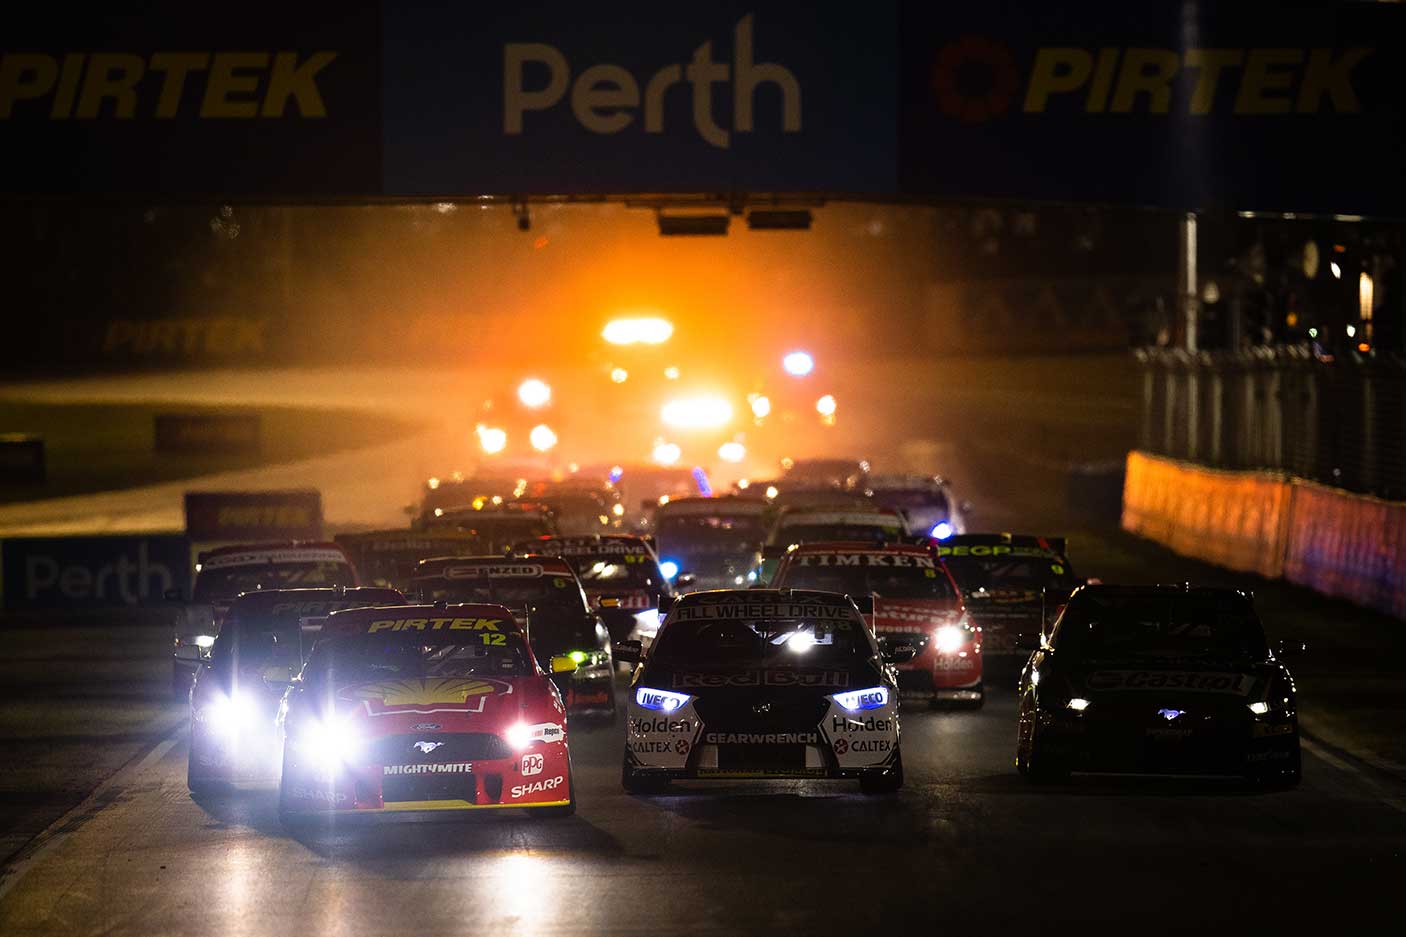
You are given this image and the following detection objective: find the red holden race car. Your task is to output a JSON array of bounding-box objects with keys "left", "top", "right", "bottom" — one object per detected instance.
[
  {"left": 276, "top": 603, "right": 579, "bottom": 822},
  {"left": 770, "top": 541, "right": 982, "bottom": 707}
]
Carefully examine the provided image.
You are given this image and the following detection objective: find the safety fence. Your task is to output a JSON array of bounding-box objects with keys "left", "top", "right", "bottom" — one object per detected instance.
[
  {"left": 1123, "top": 451, "right": 1406, "bottom": 620},
  {"left": 1136, "top": 345, "right": 1406, "bottom": 501}
]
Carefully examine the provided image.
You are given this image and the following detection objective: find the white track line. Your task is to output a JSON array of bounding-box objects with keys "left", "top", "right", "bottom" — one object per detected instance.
[{"left": 1301, "top": 736, "right": 1406, "bottom": 814}]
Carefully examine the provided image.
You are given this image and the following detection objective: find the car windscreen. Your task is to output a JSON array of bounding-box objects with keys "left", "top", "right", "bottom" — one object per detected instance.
[
  {"left": 775, "top": 559, "right": 956, "bottom": 600},
  {"left": 569, "top": 554, "right": 662, "bottom": 590},
  {"left": 1053, "top": 594, "right": 1269, "bottom": 660},
  {"left": 305, "top": 634, "right": 532, "bottom": 685},
  {"left": 772, "top": 523, "right": 901, "bottom": 544},
  {"left": 209, "top": 618, "right": 305, "bottom": 670},
  {"left": 870, "top": 489, "right": 949, "bottom": 512},
  {"left": 658, "top": 514, "right": 767, "bottom": 545},
  {"left": 193, "top": 561, "right": 356, "bottom": 602},
  {"left": 416, "top": 574, "right": 586, "bottom": 616},
  {"left": 651, "top": 618, "right": 873, "bottom": 668},
  {"left": 942, "top": 556, "right": 1075, "bottom": 593}
]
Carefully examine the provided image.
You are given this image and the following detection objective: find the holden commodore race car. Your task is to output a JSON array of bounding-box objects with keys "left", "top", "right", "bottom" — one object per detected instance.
[
  {"left": 937, "top": 534, "right": 1081, "bottom": 657},
  {"left": 187, "top": 586, "right": 405, "bottom": 794},
  {"left": 412, "top": 556, "right": 617, "bottom": 719},
  {"left": 653, "top": 495, "right": 768, "bottom": 590},
  {"left": 172, "top": 542, "right": 359, "bottom": 699},
  {"left": 513, "top": 535, "right": 672, "bottom": 645},
  {"left": 770, "top": 542, "right": 981, "bottom": 706},
  {"left": 277, "top": 603, "right": 579, "bottom": 821},
  {"left": 615, "top": 589, "right": 910, "bottom": 795},
  {"left": 1016, "top": 585, "right": 1301, "bottom": 787}
]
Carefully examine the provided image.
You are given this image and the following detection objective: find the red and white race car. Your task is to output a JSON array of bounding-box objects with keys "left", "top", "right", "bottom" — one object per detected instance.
[
  {"left": 770, "top": 541, "right": 983, "bottom": 706},
  {"left": 172, "top": 542, "right": 359, "bottom": 699},
  {"left": 277, "top": 603, "right": 578, "bottom": 821}
]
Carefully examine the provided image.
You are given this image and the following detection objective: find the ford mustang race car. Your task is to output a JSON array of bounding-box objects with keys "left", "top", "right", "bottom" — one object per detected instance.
[
  {"left": 771, "top": 541, "right": 981, "bottom": 706},
  {"left": 615, "top": 589, "right": 910, "bottom": 794},
  {"left": 277, "top": 603, "right": 579, "bottom": 821},
  {"left": 172, "top": 542, "right": 359, "bottom": 699},
  {"left": 937, "top": 534, "right": 1081, "bottom": 657},
  {"left": 654, "top": 495, "right": 768, "bottom": 590},
  {"left": 1016, "top": 585, "right": 1301, "bottom": 787},
  {"left": 412, "top": 556, "right": 616, "bottom": 719},
  {"left": 187, "top": 586, "right": 404, "bottom": 794},
  {"left": 514, "top": 535, "right": 672, "bottom": 644}
]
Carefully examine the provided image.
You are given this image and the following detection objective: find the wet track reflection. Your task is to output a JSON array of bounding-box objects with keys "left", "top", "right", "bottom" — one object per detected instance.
[{"left": 2, "top": 684, "right": 1402, "bottom": 937}]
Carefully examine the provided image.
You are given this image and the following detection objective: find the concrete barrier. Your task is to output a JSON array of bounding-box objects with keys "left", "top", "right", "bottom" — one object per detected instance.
[{"left": 1122, "top": 451, "right": 1406, "bottom": 619}]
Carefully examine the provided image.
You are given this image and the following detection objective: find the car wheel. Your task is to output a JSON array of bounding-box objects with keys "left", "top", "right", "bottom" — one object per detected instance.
[
  {"left": 859, "top": 750, "right": 904, "bottom": 795},
  {"left": 621, "top": 756, "right": 668, "bottom": 795}
]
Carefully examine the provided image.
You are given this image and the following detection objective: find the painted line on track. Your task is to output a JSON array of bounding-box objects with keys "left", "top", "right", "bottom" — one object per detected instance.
[
  {"left": 1301, "top": 735, "right": 1406, "bottom": 815},
  {"left": 0, "top": 723, "right": 185, "bottom": 903}
]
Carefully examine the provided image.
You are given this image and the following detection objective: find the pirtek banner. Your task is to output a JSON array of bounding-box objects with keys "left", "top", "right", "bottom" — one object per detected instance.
[
  {"left": 1, "top": 534, "right": 191, "bottom": 609},
  {"left": 183, "top": 490, "right": 324, "bottom": 542},
  {"left": 3, "top": 2, "right": 1406, "bottom": 213}
]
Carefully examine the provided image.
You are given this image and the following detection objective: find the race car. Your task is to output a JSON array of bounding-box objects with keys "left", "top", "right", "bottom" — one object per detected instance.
[
  {"left": 521, "top": 480, "right": 626, "bottom": 535},
  {"left": 653, "top": 495, "right": 769, "bottom": 590},
  {"left": 335, "top": 529, "right": 484, "bottom": 592},
  {"left": 936, "top": 534, "right": 1081, "bottom": 657},
  {"left": 865, "top": 474, "right": 966, "bottom": 540},
  {"left": 781, "top": 458, "right": 870, "bottom": 491},
  {"left": 171, "top": 541, "right": 359, "bottom": 699},
  {"left": 277, "top": 603, "right": 579, "bottom": 821},
  {"left": 411, "top": 555, "right": 617, "bottom": 719},
  {"left": 1016, "top": 584, "right": 1301, "bottom": 787},
  {"left": 770, "top": 541, "right": 981, "bottom": 706},
  {"left": 615, "top": 589, "right": 909, "bottom": 794},
  {"left": 425, "top": 501, "right": 559, "bottom": 549},
  {"left": 186, "top": 586, "right": 405, "bottom": 794},
  {"left": 758, "top": 506, "right": 906, "bottom": 583},
  {"left": 513, "top": 535, "right": 672, "bottom": 645}
]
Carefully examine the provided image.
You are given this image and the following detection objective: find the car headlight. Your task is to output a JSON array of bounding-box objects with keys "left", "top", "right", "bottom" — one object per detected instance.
[
  {"left": 294, "top": 716, "right": 364, "bottom": 775},
  {"left": 832, "top": 686, "right": 889, "bottom": 712},
  {"left": 659, "top": 560, "right": 680, "bottom": 581},
  {"left": 200, "top": 691, "right": 260, "bottom": 737},
  {"left": 1065, "top": 697, "right": 1091, "bottom": 712},
  {"left": 933, "top": 625, "right": 965, "bottom": 654},
  {"left": 635, "top": 687, "right": 691, "bottom": 712},
  {"left": 1248, "top": 700, "right": 1272, "bottom": 715},
  {"left": 929, "top": 521, "right": 954, "bottom": 540}
]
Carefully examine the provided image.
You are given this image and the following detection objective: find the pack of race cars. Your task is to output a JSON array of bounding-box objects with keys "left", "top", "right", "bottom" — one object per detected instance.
[{"left": 174, "top": 459, "right": 1302, "bottom": 824}]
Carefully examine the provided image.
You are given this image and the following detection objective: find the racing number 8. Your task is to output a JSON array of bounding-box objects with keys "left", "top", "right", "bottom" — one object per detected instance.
[{"left": 480, "top": 633, "right": 507, "bottom": 646}]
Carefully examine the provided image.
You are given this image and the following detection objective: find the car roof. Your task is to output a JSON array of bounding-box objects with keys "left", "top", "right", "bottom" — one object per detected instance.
[{"left": 1076, "top": 583, "right": 1253, "bottom": 601}]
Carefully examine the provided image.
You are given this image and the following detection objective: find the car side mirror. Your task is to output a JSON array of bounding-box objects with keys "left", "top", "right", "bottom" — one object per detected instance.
[
  {"left": 549, "top": 655, "right": 578, "bottom": 675},
  {"left": 850, "top": 594, "right": 874, "bottom": 615},
  {"left": 657, "top": 595, "right": 675, "bottom": 615},
  {"left": 882, "top": 644, "right": 917, "bottom": 664},
  {"left": 674, "top": 572, "right": 697, "bottom": 590},
  {"left": 1277, "top": 639, "right": 1306, "bottom": 658},
  {"left": 613, "top": 640, "right": 643, "bottom": 664}
]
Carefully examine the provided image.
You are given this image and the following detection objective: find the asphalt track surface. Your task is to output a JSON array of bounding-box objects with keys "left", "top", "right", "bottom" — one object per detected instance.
[{"left": 0, "top": 681, "right": 1402, "bottom": 937}]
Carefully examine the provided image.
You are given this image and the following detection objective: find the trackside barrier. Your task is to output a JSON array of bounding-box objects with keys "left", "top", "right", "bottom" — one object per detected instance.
[
  {"left": 1284, "top": 480, "right": 1406, "bottom": 620},
  {"left": 1121, "top": 451, "right": 1290, "bottom": 579},
  {"left": 1122, "top": 451, "right": 1406, "bottom": 620}
]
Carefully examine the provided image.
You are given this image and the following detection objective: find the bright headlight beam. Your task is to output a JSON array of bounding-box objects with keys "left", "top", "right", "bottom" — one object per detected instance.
[
  {"left": 517, "top": 378, "right": 551, "bottom": 408},
  {"left": 529, "top": 424, "right": 558, "bottom": 452},
  {"left": 783, "top": 351, "right": 815, "bottom": 376},
  {"left": 816, "top": 394, "right": 837, "bottom": 417},
  {"left": 718, "top": 441, "right": 746, "bottom": 463},
  {"left": 934, "top": 625, "right": 965, "bottom": 654},
  {"left": 603, "top": 317, "right": 674, "bottom": 346},
  {"left": 662, "top": 396, "right": 733, "bottom": 430},
  {"left": 653, "top": 442, "right": 682, "bottom": 466},
  {"left": 478, "top": 425, "right": 508, "bottom": 454}
]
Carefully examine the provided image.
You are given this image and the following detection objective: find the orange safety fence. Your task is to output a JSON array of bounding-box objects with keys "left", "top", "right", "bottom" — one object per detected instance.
[
  {"left": 1283, "top": 479, "right": 1406, "bottom": 620},
  {"left": 1121, "top": 451, "right": 1291, "bottom": 579}
]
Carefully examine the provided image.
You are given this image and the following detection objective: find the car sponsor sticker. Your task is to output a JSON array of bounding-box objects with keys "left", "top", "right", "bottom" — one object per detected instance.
[
  {"left": 703, "top": 731, "right": 818, "bottom": 745},
  {"left": 365, "top": 616, "right": 508, "bottom": 634},
  {"left": 1084, "top": 671, "right": 1254, "bottom": 695},
  {"left": 671, "top": 670, "right": 851, "bottom": 689},
  {"left": 510, "top": 776, "right": 564, "bottom": 798},
  {"left": 672, "top": 602, "right": 857, "bottom": 622},
  {"left": 520, "top": 752, "right": 544, "bottom": 776},
  {"left": 791, "top": 553, "right": 936, "bottom": 568},
  {"left": 445, "top": 564, "right": 545, "bottom": 579},
  {"left": 383, "top": 762, "right": 473, "bottom": 775}
]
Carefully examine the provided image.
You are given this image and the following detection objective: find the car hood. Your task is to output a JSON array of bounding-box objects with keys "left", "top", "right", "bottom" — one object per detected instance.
[{"left": 868, "top": 598, "right": 963, "bottom": 635}]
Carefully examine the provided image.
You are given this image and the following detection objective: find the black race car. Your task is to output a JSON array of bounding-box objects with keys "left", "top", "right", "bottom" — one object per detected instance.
[
  {"left": 513, "top": 534, "right": 672, "bottom": 644},
  {"left": 1015, "top": 584, "right": 1302, "bottom": 787},
  {"left": 615, "top": 589, "right": 910, "bottom": 795},
  {"left": 936, "top": 533, "right": 1081, "bottom": 656}
]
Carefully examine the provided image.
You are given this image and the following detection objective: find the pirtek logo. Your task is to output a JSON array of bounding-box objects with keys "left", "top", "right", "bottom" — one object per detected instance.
[
  {"left": 504, "top": 14, "right": 799, "bottom": 149},
  {"left": 934, "top": 38, "right": 1372, "bottom": 123},
  {"left": 0, "top": 52, "right": 337, "bottom": 120}
]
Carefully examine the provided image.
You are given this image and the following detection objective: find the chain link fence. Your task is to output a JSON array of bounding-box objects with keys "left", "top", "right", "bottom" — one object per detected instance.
[{"left": 1136, "top": 345, "right": 1406, "bottom": 500}]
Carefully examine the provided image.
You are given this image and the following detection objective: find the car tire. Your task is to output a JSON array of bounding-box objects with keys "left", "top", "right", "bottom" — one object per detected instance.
[
  {"left": 621, "top": 757, "right": 668, "bottom": 795},
  {"left": 859, "top": 750, "right": 904, "bottom": 795}
]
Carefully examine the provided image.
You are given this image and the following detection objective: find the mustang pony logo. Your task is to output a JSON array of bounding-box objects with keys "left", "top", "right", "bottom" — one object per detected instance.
[{"left": 347, "top": 678, "right": 512, "bottom": 715}]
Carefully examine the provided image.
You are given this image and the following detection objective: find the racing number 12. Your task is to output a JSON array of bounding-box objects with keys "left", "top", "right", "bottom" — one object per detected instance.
[{"left": 480, "top": 633, "right": 507, "bottom": 646}]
